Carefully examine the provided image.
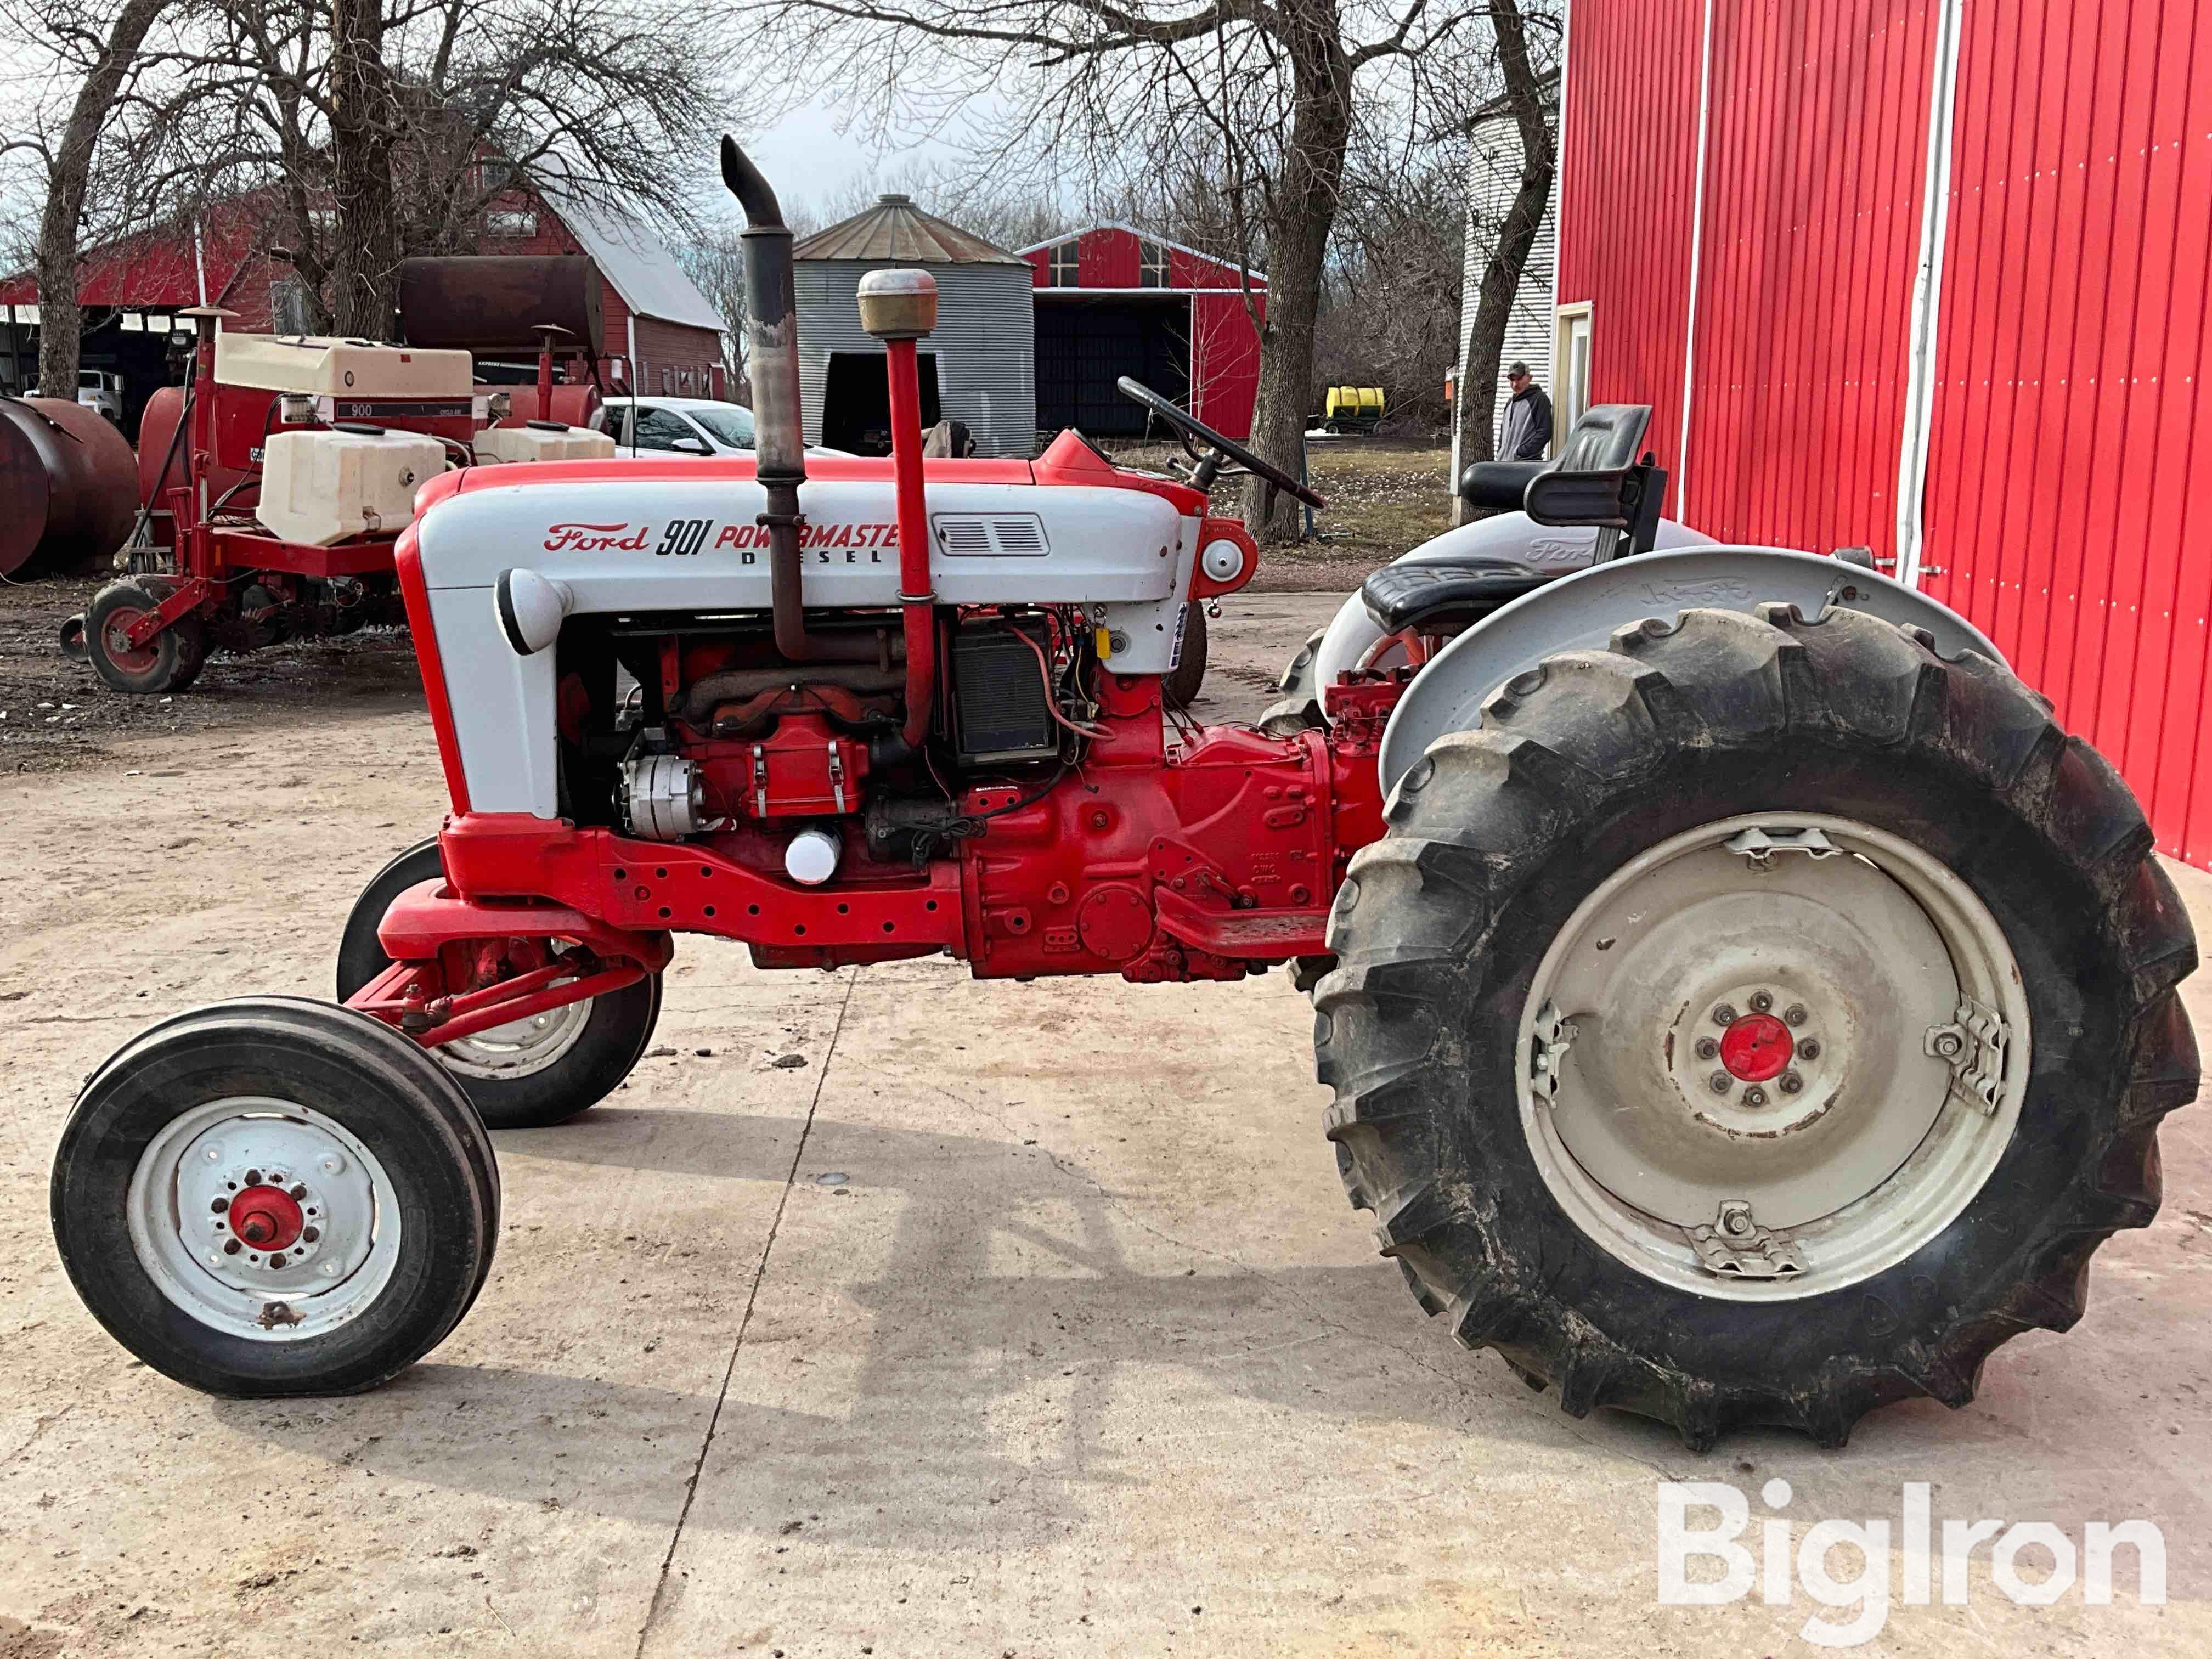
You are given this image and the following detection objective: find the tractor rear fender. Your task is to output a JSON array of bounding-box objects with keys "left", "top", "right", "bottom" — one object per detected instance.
[
  {"left": 1310, "top": 510, "right": 1715, "bottom": 695},
  {"left": 1373, "top": 546, "right": 2007, "bottom": 793}
]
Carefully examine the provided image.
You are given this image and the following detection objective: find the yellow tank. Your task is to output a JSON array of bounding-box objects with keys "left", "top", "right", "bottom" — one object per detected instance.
[{"left": 1322, "top": 386, "right": 1385, "bottom": 431}]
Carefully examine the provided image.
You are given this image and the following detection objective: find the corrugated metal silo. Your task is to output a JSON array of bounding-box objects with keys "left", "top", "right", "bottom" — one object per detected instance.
[{"left": 793, "top": 195, "right": 1037, "bottom": 459}]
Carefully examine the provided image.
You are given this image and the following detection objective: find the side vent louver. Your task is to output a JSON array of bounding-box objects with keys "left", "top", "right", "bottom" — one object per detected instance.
[{"left": 933, "top": 512, "right": 1050, "bottom": 557}]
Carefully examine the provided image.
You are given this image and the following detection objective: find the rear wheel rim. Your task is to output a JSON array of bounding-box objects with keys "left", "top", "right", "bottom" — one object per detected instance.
[
  {"left": 126, "top": 1098, "right": 403, "bottom": 1341},
  {"left": 1516, "top": 811, "right": 2029, "bottom": 1302}
]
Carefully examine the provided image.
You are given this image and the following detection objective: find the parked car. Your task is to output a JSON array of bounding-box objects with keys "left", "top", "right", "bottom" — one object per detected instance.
[
  {"left": 596, "top": 396, "right": 755, "bottom": 456},
  {"left": 595, "top": 396, "right": 854, "bottom": 459}
]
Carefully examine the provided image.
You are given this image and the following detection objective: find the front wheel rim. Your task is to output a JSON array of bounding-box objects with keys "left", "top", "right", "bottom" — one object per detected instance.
[
  {"left": 126, "top": 1098, "right": 403, "bottom": 1341},
  {"left": 1517, "top": 811, "right": 2030, "bottom": 1302},
  {"left": 435, "top": 990, "right": 594, "bottom": 1079}
]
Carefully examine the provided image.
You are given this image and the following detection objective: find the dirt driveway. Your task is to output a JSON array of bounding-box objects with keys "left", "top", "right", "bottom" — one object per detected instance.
[{"left": 0, "top": 594, "right": 2206, "bottom": 1657}]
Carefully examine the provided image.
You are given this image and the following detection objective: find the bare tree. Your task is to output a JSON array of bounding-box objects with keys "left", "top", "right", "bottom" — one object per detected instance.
[
  {"left": 674, "top": 225, "right": 749, "bottom": 396},
  {"left": 16, "top": 0, "right": 730, "bottom": 338},
  {"left": 744, "top": 0, "right": 1521, "bottom": 540},
  {"left": 1317, "top": 136, "right": 1468, "bottom": 435},
  {"left": 1453, "top": 0, "right": 1555, "bottom": 475},
  {"left": 0, "top": 0, "right": 175, "bottom": 395}
]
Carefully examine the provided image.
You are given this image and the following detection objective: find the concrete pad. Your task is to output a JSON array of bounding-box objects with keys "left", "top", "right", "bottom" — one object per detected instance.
[{"left": 633, "top": 952, "right": 2212, "bottom": 1658}]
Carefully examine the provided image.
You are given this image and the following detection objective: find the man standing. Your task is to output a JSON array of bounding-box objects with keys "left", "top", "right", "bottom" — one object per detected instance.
[{"left": 1497, "top": 361, "right": 1553, "bottom": 462}]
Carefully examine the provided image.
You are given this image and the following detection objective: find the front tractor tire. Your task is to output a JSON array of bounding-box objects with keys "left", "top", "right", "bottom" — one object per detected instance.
[
  {"left": 337, "top": 840, "right": 662, "bottom": 1130},
  {"left": 1318, "top": 603, "right": 2198, "bottom": 1449},
  {"left": 51, "top": 998, "right": 499, "bottom": 1396}
]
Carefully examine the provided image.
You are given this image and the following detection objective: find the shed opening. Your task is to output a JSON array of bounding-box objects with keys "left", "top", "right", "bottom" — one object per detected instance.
[
  {"left": 822, "top": 349, "right": 941, "bottom": 455},
  {"left": 1034, "top": 294, "right": 1189, "bottom": 439}
]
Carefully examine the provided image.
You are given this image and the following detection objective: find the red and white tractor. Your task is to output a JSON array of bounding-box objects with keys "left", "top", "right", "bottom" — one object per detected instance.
[{"left": 49, "top": 142, "right": 2198, "bottom": 1449}]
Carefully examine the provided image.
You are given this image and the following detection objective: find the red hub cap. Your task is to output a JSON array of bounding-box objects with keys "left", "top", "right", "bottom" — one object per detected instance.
[
  {"left": 228, "top": 1185, "right": 304, "bottom": 1251},
  {"left": 1718, "top": 1013, "right": 1795, "bottom": 1082}
]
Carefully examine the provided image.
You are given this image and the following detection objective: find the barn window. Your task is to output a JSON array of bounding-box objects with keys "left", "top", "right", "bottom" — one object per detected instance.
[
  {"left": 485, "top": 209, "right": 537, "bottom": 238},
  {"left": 1138, "top": 240, "right": 1168, "bottom": 288},
  {"left": 1048, "top": 241, "right": 1079, "bottom": 286}
]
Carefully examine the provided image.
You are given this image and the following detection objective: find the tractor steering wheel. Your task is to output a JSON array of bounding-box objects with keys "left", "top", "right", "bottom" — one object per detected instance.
[{"left": 1115, "top": 377, "right": 1327, "bottom": 510}]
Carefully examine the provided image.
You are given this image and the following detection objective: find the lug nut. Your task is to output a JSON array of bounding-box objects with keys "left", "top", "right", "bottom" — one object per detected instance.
[
  {"left": 1743, "top": 1086, "right": 1769, "bottom": 1107},
  {"left": 1749, "top": 991, "right": 1773, "bottom": 1013},
  {"left": 1708, "top": 1071, "right": 1733, "bottom": 1094},
  {"left": 1799, "top": 1039, "right": 1821, "bottom": 1060},
  {"left": 1694, "top": 1037, "right": 1720, "bottom": 1060},
  {"left": 1712, "top": 1003, "right": 1738, "bottom": 1026},
  {"left": 1784, "top": 1004, "right": 1808, "bottom": 1027},
  {"left": 1779, "top": 1072, "right": 1803, "bottom": 1094}
]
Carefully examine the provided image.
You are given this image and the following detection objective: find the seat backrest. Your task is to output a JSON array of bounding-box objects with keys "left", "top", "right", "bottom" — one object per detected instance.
[
  {"left": 1458, "top": 403, "right": 1653, "bottom": 509},
  {"left": 1549, "top": 403, "right": 1651, "bottom": 472}
]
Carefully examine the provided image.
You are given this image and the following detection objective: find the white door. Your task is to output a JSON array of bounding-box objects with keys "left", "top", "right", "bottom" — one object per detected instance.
[{"left": 1556, "top": 306, "right": 1593, "bottom": 443}]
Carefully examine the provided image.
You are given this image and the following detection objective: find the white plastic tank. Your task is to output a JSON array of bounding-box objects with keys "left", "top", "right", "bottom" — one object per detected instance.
[
  {"left": 474, "top": 422, "right": 618, "bottom": 465},
  {"left": 257, "top": 427, "right": 447, "bottom": 547}
]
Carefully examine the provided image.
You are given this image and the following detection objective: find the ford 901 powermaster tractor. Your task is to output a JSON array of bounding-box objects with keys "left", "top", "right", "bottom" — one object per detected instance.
[{"left": 49, "top": 141, "right": 2198, "bottom": 1450}]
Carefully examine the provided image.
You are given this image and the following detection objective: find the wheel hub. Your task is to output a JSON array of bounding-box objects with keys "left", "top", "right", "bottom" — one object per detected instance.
[
  {"left": 1718, "top": 1011, "right": 1792, "bottom": 1081},
  {"left": 227, "top": 1184, "right": 303, "bottom": 1251}
]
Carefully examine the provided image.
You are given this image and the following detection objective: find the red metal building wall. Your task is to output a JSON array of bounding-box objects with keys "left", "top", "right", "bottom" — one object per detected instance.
[
  {"left": 1555, "top": 0, "right": 1707, "bottom": 475},
  {"left": 1684, "top": 0, "right": 1936, "bottom": 558},
  {"left": 1921, "top": 0, "right": 2212, "bottom": 866},
  {"left": 1560, "top": 0, "right": 2211, "bottom": 866}
]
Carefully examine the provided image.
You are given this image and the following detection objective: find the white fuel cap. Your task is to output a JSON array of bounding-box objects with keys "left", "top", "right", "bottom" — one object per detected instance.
[{"left": 785, "top": 827, "right": 842, "bottom": 886}]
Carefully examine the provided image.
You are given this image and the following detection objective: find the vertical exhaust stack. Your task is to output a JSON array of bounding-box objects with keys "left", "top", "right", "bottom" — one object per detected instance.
[{"left": 719, "top": 137, "right": 873, "bottom": 664}]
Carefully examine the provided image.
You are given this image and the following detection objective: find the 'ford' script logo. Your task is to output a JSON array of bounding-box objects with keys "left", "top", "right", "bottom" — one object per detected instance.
[
  {"left": 544, "top": 522, "right": 651, "bottom": 553},
  {"left": 1638, "top": 578, "right": 1756, "bottom": 605}
]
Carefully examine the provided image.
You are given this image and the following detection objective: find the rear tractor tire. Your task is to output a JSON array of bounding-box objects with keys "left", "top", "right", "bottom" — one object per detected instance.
[
  {"left": 337, "top": 839, "right": 663, "bottom": 1130},
  {"left": 1317, "top": 603, "right": 2198, "bottom": 1448},
  {"left": 84, "top": 579, "right": 205, "bottom": 695},
  {"left": 51, "top": 998, "right": 499, "bottom": 1396}
]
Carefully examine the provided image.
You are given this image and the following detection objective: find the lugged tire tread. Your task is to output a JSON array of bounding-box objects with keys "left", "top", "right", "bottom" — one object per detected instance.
[{"left": 1321, "top": 603, "right": 2199, "bottom": 1448}]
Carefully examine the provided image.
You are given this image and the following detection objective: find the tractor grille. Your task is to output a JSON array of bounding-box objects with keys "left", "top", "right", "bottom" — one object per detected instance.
[{"left": 950, "top": 618, "right": 1059, "bottom": 766}]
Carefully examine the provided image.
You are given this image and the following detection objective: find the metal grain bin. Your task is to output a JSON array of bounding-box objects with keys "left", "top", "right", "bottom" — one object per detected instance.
[{"left": 793, "top": 195, "right": 1036, "bottom": 459}]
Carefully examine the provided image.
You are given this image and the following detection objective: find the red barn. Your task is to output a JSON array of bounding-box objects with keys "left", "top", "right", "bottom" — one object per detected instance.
[
  {"left": 1559, "top": 0, "right": 2212, "bottom": 867},
  {"left": 1, "top": 184, "right": 727, "bottom": 438},
  {"left": 1019, "top": 225, "right": 1265, "bottom": 440}
]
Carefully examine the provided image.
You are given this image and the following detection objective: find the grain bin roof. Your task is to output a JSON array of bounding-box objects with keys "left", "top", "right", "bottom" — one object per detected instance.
[{"left": 792, "top": 194, "right": 1025, "bottom": 264}]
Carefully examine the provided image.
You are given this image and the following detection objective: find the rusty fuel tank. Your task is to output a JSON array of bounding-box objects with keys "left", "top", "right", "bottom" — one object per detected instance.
[
  {"left": 395, "top": 256, "right": 605, "bottom": 356},
  {"left": 0, "top": 396, "right": 140, "bottom": 578}
]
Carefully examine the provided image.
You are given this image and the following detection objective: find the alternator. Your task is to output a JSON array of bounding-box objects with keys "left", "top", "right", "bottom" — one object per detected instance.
[{"left": 620, "top": 754, "right": 704, "bottom": 840}]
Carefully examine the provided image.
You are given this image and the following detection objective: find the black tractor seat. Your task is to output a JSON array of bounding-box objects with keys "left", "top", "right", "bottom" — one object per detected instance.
[{"left": 1359, "top": 560, "right": 1557, "bottom": 636}]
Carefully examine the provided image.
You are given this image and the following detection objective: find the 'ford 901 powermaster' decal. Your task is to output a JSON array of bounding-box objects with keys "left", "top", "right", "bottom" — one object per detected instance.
[{"left": 543, "top": 520, "right": 901, "bottom": 561}]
